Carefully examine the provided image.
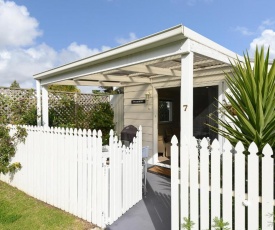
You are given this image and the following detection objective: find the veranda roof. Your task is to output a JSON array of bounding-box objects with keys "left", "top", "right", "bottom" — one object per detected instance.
[{"left": 33, "top": 24, "right": 241, "bottom": 88}]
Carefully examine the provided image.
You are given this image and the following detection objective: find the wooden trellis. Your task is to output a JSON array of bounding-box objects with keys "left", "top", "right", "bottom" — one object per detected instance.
[{"left": 0, "top": 87, "right": 109, "bottom": 128}]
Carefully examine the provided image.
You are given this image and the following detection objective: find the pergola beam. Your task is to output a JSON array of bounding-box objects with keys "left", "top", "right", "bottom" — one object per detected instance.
[
  {"left": 76, "top": 74, "right": 151, "bottom": 83},
  {"left": 150, "top": 65, "right": 230, "bottom": 84},
  {"left": 118, "top": 65, "right": 181, "bottom": 77},
  {"left": 193, "top": 59, "right": 217, "bottom": 66},
  {"left": 54, "top": 80, "right": 122, "bottom": 87}
]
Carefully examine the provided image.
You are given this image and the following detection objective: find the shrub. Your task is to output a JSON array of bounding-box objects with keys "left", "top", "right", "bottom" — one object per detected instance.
[
  {"left": 209, "top": 47, "right": 275, "bottom": 153},
  {"left": 88, "top": 102, "right": 115, "bottom": 145},
  {"left": 0, "top": 94, "right": 27, "bottom": 174}
]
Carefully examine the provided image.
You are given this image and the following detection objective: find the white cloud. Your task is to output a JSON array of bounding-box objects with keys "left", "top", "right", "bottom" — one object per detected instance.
[
  {"left": 0, "top": 1, "right": 111, "bottom": 89},
  {"left": 58, "top": 42, "right": 111, "bottom": 65},
  {"left": 0, "top": 0, "right": 42, "bottom": 48},
  {"left": 0, "top": 44, "right": 57, "bottom": 88},
  {"left": 116, "top": 33, "right": 138, "bottom": 45},
  {"left": 235, "top": 19, "right": 275, "bottom": 37},
  {"left": 0, "top": 42, "right": 111, "bottom": 89},
  {"left": 258, "top": 19, "right": 275, "bottom": 31},
  {"left": 0, "top": 1, "right": 127, "bottom": 91},
  {"left": 235, "top": 26, "right": 254, "bottom": 36},
  {"left": 234, "top": 20, "right": 275, "bottom": 59},
  {"left": 249, "top": 29, "right": 275, "bottom": 59}
]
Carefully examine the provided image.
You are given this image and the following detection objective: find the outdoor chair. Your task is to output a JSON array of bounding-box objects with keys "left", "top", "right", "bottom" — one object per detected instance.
[{"left": 142, "top": 146, "right": 149, "bottom": 196}]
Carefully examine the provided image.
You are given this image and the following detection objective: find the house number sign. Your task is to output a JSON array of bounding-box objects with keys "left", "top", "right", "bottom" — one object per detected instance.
[
  {"left": 131, "top": 100, "right": 146, "bottom": 104},
  {"left": 183, "top": 105, "right": 188, "bottom": 111}
]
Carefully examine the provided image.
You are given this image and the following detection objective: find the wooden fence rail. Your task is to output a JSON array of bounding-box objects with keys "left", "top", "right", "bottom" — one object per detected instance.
[{"left": 0, "top": 125, "right": 143, "bottom": 228}]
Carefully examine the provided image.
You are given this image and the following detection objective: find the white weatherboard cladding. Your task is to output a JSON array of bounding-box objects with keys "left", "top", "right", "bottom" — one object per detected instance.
[{"left": 124, "top": 84, "right": 154, "bottom": 163}]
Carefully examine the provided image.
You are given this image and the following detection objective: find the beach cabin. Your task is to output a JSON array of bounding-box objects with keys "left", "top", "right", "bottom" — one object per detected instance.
[{"left": 34, "top": 24, "right": 240, "bottom": 165}]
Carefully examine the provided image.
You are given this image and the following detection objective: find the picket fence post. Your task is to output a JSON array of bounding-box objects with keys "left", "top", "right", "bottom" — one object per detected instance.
[
  {"left": 86, "top": 129, "right": 92, "bottom": 222},
  {"left": 222, "top": 140, "right": 233, "bottom": 228},
  {"left": 91, "top": 129, "right": 97, "bottom": 224},
  {"left": 261, "top": 144, "right": 273, "bottom": 229},
  {"left": 210, "top": 139, "right": 221, "bottom": 224},
  {"left": 200, "top": 138, "right": 209, "bottom": 229},
  {"left": 96, "top": 130, "right": 103, "bottom": 228},
  {"left": 180, "top": 136, "right": 189, "bottom": 226},
  {"left": 171, "top": 135, "right": 179, "bottom": 230},
  {"left": 234, "top": 141, "right": 245, "bottom": 228},
  {"left": 189, "top": 137, "right": 199, "bottom": 230},
  {"left": 247, "top": 142, "right": 259, "bottom": 229},
  {"left": 137, "top": 126, "right": 142, "bottom": 202}
]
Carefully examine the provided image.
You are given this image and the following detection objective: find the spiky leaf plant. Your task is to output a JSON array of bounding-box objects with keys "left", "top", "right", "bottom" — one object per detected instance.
[{"left": 209, "top": 46, "right": 275, "bottom": 153}]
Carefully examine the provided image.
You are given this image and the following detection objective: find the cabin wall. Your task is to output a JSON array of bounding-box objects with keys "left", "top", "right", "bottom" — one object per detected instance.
[
  {"left": 123, "top": 78, "right": 227, "bottom": 164},
  {"left": 124, "top": 84, "right": 155, "bottom": 163}
]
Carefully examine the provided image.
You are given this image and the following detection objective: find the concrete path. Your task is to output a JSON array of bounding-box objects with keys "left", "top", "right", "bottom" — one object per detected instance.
[{"left": 106, "top": 172, "right": 171, "bottom": 230}]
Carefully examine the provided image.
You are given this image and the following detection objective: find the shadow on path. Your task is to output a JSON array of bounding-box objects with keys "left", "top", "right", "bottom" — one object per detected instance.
[{"left": 106, "top": 172, "right": 171, "bottom": 230}]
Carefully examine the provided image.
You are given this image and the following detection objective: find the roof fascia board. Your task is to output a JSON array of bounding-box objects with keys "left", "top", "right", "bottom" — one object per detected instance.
[
  {"left": 190, "top": 40, "right": 235, "bottom": 64},
  {"left": 40, "top": 40, "right": 188, "bottom": 86},
  {"left": 183, "top": 26, "right": 243, "bottom": 62},
  {"left": 35, "top": 25, "right": 184, "bottom": 80}
]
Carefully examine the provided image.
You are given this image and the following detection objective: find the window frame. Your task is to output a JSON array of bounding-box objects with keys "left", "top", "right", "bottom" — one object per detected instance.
[{"left": 158, "top": 99, "right": 173, "bottom": 123}]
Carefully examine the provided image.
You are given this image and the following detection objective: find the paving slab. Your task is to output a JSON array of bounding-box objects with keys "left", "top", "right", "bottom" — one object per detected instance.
[{"left": 106, "top": 172, "right": 171, "bottom": 230}]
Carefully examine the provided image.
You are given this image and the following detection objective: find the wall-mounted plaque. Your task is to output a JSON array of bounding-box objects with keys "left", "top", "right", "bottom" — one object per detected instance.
[{"left": 131, "top": 100, "right": 146, "bottom": 104}]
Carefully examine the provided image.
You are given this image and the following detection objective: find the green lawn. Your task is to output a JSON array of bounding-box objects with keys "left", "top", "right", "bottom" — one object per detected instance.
[{"left": 0, "top": 181, "right": 95, "bottom": 230}]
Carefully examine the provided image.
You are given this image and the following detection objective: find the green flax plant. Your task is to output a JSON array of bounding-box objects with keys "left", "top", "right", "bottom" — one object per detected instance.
[{"left": 209, "top": 47, "right": 275, "bottom": 153}]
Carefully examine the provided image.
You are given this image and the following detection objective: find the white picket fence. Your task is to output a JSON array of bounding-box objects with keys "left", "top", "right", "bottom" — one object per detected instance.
[
  {"left": 0, "top": 125, "right": 143, "bottom": 228},
  {"left": 171, "top": 136, "right": 274, "bottom": 230}
]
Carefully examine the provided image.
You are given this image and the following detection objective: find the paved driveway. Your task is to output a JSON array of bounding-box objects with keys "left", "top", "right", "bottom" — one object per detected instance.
[{"left": 106, "top": 172, "right": 171, "bottom": 230}]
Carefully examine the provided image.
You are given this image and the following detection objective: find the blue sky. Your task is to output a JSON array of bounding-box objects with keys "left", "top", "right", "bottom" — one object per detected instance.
[{"left": 1, "top": 0, "right": 275, "bottom": 90}]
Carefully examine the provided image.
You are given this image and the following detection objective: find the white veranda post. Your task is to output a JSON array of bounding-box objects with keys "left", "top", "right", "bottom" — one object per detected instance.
[
  {"left": 41, "top": 85, "right": 49, "bottom": 126},
  {"left": 36, "top": 80, "right": 42, "bottom": 126},
  {"left": 180, "top": 51, "right": 194, "bottom": 222}
]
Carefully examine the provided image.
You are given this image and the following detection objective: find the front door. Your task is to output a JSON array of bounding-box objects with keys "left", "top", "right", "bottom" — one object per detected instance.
[{"left": 193, "top": 85, "right": 218, "bottom": 140}]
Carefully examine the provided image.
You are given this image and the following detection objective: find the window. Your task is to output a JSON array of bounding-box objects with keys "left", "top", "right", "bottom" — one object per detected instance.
[{"left": 159, "top": 100, "right": 172, "bottom": 122}]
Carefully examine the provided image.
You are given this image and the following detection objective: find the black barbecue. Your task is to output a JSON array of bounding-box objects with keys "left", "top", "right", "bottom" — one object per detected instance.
[{"left": 121, "top": 125, "right": 138, "bottom": 146}]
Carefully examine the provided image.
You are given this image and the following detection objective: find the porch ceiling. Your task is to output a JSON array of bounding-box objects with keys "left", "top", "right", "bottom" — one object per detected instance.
[
  {"left": 34, "top": 25, "right": 238, "bottom": 88},
  {"left": 50, "top": 53, "right": 231, "bottom": 87}
]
